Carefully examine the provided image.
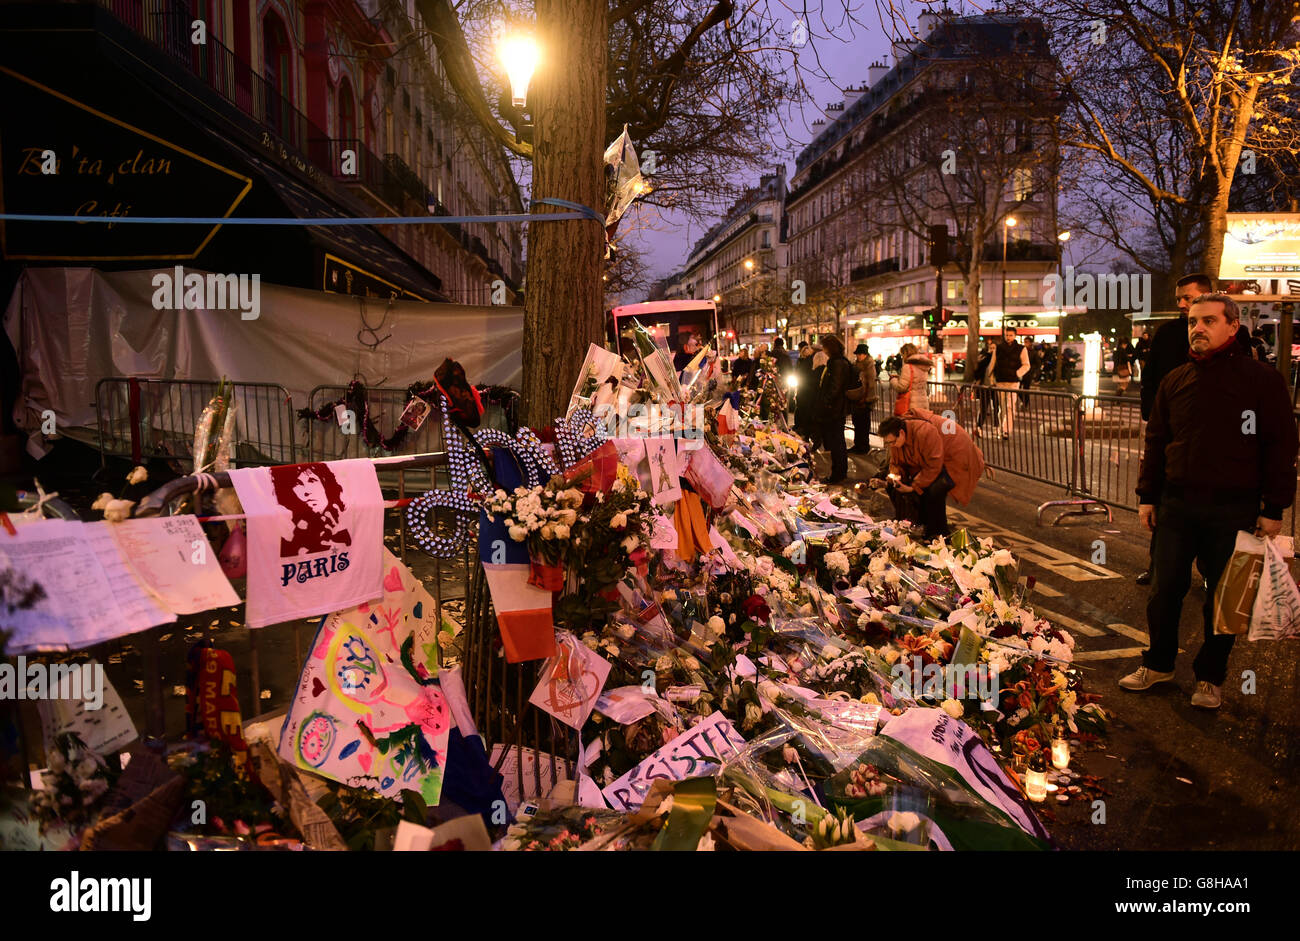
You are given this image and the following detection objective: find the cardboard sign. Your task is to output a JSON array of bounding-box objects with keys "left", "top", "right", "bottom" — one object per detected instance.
[{"left": 602, "top": 712, "right": 746, "bottom": 811}]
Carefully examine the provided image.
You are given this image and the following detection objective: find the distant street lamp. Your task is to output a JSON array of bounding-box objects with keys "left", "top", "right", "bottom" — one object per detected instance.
[
  {"left": 1056, "top": 231, "right": 1070, "bottom": 362},
  {"left": 1001, "top": 216, "right": 1017, "bottom": 332},
  {"left": 499, "top": 33, "right": 540, "bottom": 108}
]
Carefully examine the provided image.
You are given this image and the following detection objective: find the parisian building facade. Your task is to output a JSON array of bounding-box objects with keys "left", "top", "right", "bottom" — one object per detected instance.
[
  {"left": 784, "top": 11, "right": 1077, "bottom": 367},
  {"left": 0, "top": 0, "right": 523, "bottom": 305}
]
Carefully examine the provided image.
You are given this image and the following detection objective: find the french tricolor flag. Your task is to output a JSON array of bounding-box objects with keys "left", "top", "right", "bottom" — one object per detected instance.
[{"left": 480, "top": 447, "right": 557, "bottom": 663}]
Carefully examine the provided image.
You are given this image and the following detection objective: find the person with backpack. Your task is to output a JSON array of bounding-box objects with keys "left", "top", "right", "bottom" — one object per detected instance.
[
  {"left": 817, "top": 334, "right": 857, "bottom": 484},
  {"left": 889, "top": 343, "right": 932, "bottom": 415}
]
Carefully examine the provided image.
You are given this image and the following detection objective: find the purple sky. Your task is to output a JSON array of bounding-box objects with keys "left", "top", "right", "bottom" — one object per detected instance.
[{"left": 619, "top": 3, "right": 923, "bottom": 295}]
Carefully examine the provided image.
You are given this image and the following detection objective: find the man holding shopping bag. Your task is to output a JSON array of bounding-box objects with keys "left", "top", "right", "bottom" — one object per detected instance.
[{"left": 1120, "top": 294, "right": 1299, "bottom": 708}]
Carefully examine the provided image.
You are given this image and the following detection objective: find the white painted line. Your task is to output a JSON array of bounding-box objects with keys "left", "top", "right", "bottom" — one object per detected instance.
[
  {"left": 1033, "top": 606, "right": 1105, "bottom": 636},
  {"left": 1074, "top": 647, "right": 1148, "bottom": 661},
  {"left": 1105, "top": 623, "right": 1150, "bottom": 644}
]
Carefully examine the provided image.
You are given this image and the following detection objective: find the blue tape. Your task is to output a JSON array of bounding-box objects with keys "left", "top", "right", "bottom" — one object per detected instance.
[{"left": 0, "top": 209, "right": 601, "bottom": 226}]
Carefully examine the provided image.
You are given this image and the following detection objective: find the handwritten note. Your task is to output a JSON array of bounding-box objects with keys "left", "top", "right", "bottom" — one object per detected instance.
[
  {"left": 37, "top": 661, "right": 137, "bottom": 756},
  {"left": 107, "top": 516, "right": 240, "bottom": 614},
  {"left": 0, "top": 520, "right": 172, "bottom": 653},
  {"left": 602, "top": 712, "right": 746, "bottom": 811}
]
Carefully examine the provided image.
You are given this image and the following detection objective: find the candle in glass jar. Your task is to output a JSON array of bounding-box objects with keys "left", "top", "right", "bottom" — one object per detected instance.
[
  {"left": 1051, "top": 738, "right": 1070, "bottom": 770},
  {"left": 1024, "top": 769, "right": 1048, "bottom": 802}
]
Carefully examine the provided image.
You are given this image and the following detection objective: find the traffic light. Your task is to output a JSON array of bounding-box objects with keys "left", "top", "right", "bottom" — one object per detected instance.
[{"left": 939, "top": 307, "right": 953, "bottom": 325}]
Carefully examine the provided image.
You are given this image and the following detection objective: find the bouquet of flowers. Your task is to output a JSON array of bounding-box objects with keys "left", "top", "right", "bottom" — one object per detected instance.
[{"left": 29, "top": 733, "right": 117, "bottom": 836}]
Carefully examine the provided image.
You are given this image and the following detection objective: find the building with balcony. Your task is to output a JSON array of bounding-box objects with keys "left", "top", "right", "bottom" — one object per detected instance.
[
  {"left": 675, "top": 166, "right": 788, "bottom": 351},
  {"left": 0, "top": 0, "right": 523, "bottom": 305},
  {"left": 785, "top": 11, "right": 1077, "bottom": 366}
]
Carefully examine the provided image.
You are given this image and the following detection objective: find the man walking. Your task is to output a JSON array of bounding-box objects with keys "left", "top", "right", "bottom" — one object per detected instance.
[
  {"left": 872, "top": 411, "right": 985, "bottom": 539},
  {"left": 1121, "top": 293, "right": 1298, "bottom": 708},
  {"left": 987, "top": 326, "right": 1029, "bottom": 438},
  {"left": 847, "top": 342, "right": 877, "bottom": 453},
  {"left": 817, "top": 335, "right": 855, "bottom": 484},
  {"left": 1135, "top": 273, "right": 1214, "bottom": 584}
]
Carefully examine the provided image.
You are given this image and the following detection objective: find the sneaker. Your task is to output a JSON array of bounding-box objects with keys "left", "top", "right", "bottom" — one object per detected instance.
[
  {"left": 1191, "top": 681, "right": 1222, "bottom": 709},
  {"left": 1118, "top": 665, "right": 1175, "bottom": 691},
  {"left": 1135, "top": 570, "right": 1152, "bottom": 585}
]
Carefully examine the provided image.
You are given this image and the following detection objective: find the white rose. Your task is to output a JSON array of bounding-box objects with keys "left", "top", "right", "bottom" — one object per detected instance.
[
  {"left": 508, "top": 525, "right": 528, "bottom": 541},
  {"left": 91, "top": 492, "right": 114, "bottom": 511},
  {"left": 126, "top": 465, "right": 149, "bottom": 485},
  {"left": 541, "top": 524, "right": 555, "bottom": 539},
  {"left": 707, "top": 616, "right": 726, "bottom": 636},
  {"left": 610, "top": 512, "right": 629, "bottom": 530},
  {"left": 554, "top": 523, "right": 571, "bottom": 539},
  {"left": 940, "top": 698, "right": 964, "bottom": 718}
]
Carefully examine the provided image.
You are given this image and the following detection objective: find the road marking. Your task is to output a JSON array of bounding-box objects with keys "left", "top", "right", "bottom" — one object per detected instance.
[
  {"left": 1074, "top": 647, "right": 1148, "bottom": 661},
  {"left": 1032, "top": 605, "right": 1104, "bottom": 637},
  {"left": 949, "top": 508, "right": 1119, "bottom": 581},
  {"left": 1103, "top": 623, "right": 1149, "bottom": 643}
]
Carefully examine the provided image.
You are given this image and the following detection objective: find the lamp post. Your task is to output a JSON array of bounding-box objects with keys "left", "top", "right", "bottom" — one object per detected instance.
[
  {"left": 498, "top": 32, "right": 539, "bottom": 145},
  {"left": 743, "top": 256, "right": 777, "bottom": 342},
  {"left": 1055, "top": 231, "right": 1070, "bottom": 379},
  {"left": 1001, "top": 216, "right": 1017, "bottom": 333}
]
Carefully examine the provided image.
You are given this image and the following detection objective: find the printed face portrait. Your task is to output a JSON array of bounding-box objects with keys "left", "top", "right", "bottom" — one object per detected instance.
[{"left": 271, "top": 462, "right": 352, "bottom": 557}]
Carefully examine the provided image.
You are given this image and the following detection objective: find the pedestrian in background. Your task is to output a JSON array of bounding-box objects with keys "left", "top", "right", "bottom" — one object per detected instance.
[
  {"left": 1134, "top": 329, "right": 1152, "bottom": 381},
  {"left": 890, "top": 342, "right": 932, "bottom": 415},
  {"left": 1122, "top": 293, "right": 1298, "bottom": 709},
  {"left": 793, "top": 342, "right": 819, "bottom": 445},
  {"left": 817, "top": 334, "right": 854, "bottom": 484},
  {"left": 731, "top": 346, "right": 753, "bottom": 389},
  {"left": 988, "top": 325, "right": 1030, "bottom": 438},
  {"left": 971, "top": 337, "right": 1000, "bottom": 437},
  {"left": 846, "top": 342, "right": 877, "bottom": 453},
  {"left": 1113, "top": 338, "right": 1133, "bottom": 394}
]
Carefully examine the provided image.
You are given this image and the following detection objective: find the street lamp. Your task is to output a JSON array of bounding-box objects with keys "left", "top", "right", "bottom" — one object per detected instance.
[
  {"left": 499, "top": 33, "right": 540, "bottom": 108},
  {"left": 1001, "top": 216, "right": 1017, "bottom": 332}
]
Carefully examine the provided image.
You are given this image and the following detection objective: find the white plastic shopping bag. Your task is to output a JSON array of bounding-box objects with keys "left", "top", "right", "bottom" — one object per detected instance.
[{"left": 1249, "top": 535, "right": 1300, "bottom": 641}]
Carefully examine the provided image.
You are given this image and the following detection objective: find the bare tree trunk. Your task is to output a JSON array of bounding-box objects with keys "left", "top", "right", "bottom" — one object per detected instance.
[
  {"left": 1200, "top": 174, "right": 1232, "bottom": 281},
  {"left": 521, "top": 0, "right": 608, "bottom": 428},
  {"left": 964, "top": 242, "right": 985, "bottom": 379}
]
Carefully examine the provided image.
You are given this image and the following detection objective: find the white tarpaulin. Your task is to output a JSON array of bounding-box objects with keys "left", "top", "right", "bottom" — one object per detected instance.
[{"left": 4, "top": 267, "right": 523, "bottom": 458}]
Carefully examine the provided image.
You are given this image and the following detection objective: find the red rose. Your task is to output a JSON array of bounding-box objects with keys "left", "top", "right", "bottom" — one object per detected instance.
[{"left": 741, "top": 594, "right": 771, "bottom": 624}]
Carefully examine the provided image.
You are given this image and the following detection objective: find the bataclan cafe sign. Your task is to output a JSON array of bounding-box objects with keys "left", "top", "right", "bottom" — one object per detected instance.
[{"left": 0, "top": 66, "right": 251, "bottom": 261}]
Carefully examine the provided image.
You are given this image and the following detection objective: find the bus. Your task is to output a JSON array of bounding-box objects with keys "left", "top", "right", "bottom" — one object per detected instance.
[{"left": 608, "top": 299, "right": 723, "bottom": 359}]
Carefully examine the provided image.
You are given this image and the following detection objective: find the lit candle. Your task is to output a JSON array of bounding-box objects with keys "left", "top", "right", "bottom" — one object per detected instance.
[
  {"left": 1051, "top": 738, "right": 1070, "bottom": 770},
  {"left": 1025, "top": 768, "right": 1048, "bottom": 802}
]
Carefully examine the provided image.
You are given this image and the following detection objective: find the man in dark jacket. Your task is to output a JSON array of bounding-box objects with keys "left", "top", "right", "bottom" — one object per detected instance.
[
  {"left": 1135, "top": 273, "right": 1214, "bottom": 585},
  {"left": 847, "top": 342, "right": 878, "bottom": 453},
  {"left": 817, "top": 334, "right": 854, "bottom": 484},
  {"left": 1122, "top": 293, "right": 1299, "bottom": 709}
]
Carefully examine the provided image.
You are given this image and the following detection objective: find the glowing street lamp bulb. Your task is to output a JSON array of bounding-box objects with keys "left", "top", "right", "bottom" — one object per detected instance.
[
  {"left": 1005, "top": 217, "right": 1018, "bottom": 228},
  {"left": 1058, "top": 230, "right": 1071, "bottom": 241},
  {"left": 744, "top": 258, "right": 755, "bottom": 270},
  {"left": 712, "top": 294, "right": 721, "bottom": 303},
  {"left": 499, "top": 34, "right": 540, "bottom": 108}
]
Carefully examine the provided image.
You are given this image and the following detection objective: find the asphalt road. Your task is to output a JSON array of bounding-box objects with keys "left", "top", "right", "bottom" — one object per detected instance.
[{"left": 825, "top": 441, "right": 1300, "bottom": 851}]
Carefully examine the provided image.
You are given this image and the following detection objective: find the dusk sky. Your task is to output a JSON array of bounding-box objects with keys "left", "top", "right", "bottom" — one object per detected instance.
[
  {"left": 620, "top": 0, "right": 929, "bottom": 295},
  {"left": 616, "top": 0, "right": 1094, "bottom": 300}
]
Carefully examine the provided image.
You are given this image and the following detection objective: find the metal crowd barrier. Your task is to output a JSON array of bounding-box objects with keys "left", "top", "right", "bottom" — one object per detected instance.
[{"left": 95, "top": 378, "right": 299, "bottom": 469}]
